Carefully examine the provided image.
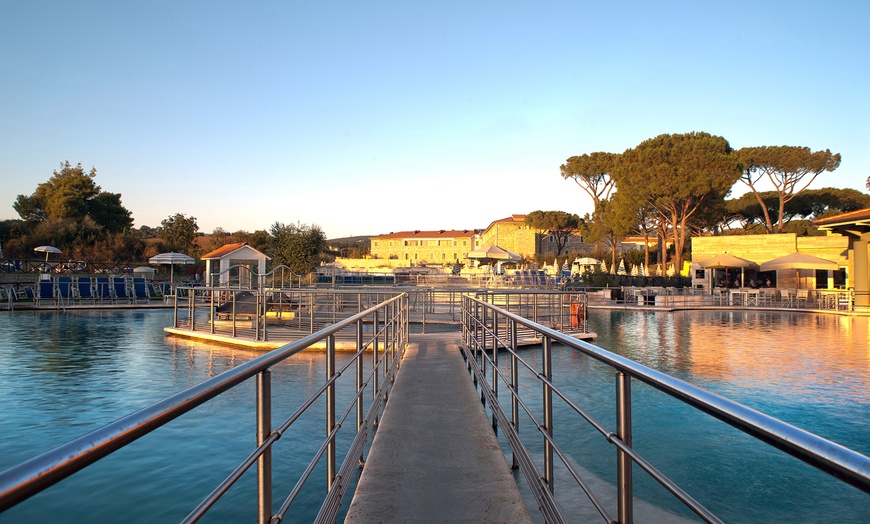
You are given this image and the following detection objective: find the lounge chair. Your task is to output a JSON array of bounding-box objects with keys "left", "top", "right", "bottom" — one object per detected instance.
[
  {"left": 95, "top": 277, "right": 112, "bottom": 304},
  {"left": 37, "top": 279, "right": 56, "bottom": 305},
  {"left": 77, "top": 277, "right": 95, "bottom": 304},
  {"left": 56, "top": 276, "right": 74, "bottom": 304},
  {"left": 132, "top": 278, "right": 149, "bottom": 304},
  {"left": 113, "top": 277, "right": 132, "bottom": 304}
]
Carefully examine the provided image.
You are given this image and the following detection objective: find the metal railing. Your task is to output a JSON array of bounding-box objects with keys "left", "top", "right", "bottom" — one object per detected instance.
[
  {"left": 0, "top": 294, "right": 410, "bottom": 523},
  {"left": 460, "top": 295, "right": 870, "bottom": 524},
  {"left": 171, "top": 287, "right": 589, "bottom": 343}
]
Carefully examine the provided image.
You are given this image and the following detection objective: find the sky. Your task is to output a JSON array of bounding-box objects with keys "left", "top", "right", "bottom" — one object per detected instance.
[{"left": 1, "top": 1, "right": 868, "bottom": 239}]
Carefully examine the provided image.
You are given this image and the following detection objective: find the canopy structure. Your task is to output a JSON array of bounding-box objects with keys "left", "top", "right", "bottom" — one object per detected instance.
[
  {"left": 467, "top": 245, "right": 522, "bottom": 263},
  {"left": 695, "top": 253, "right": 757, "bottom": 288},
  {"left": 149, "top": 252, "right": 195, "bottom": 284},
  {"left": 694, "top": 253, "right": 757, "bottom": 269},
  {"left": 760, "top": 252, "right": 840, "bottom": 289},
  {"left": 34, "top": 245, "right": 61, "bottom": 262},
  {"left": 759, "top": 253, "right": 840, "bottom": 272},
  {"left": 574, "top": 257, "right": 600, "bottom": 266}
]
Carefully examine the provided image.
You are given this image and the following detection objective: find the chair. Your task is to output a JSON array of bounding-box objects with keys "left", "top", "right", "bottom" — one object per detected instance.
[
  {"left": 95, "top": 277, "right": 112, "bottom": 304},
  {"left": 37, "top": 279, "right": 56, "bottom": 305},
  {"left": 796, "top": 289, "right": 810, "bottom": 308},
  {"left": 132, "top": 278, "right": 149, "bottom": 304},
  {"left": 77, "top": 277, "right": 95, "bottom": 304},
  {"left": 56, "top": 276, "right": 74, "bottom": 304},
  {"left": 113, "top": 277, "right": 132, "bottom": 304}
]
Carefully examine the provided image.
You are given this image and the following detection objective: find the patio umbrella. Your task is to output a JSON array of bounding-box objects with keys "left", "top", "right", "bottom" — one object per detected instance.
[
  {"left": 760, "top": 253, "right": 840, "bottom": 289},
  {"left": 34, "top": 245, "right": 61, "bottom": 262},
  {"left": 759, "top": 253, "right": 840, "bottom": 272},
  {"left": 467, "top": 245, "right": 522, "bottom": 263},
  {"left": 695, "top": 253, "right": 757, "bottom": 287},
  {"left": 149, "top": 252, "right": 195, "bottom": 285},
  {"left": 574, "top": 257, "right": 600, "bottom": 266}
]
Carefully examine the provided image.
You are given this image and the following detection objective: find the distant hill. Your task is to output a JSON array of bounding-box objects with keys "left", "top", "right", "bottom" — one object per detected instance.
[{"left": 328, "top": 235, "right": 371, "bottom": 247}]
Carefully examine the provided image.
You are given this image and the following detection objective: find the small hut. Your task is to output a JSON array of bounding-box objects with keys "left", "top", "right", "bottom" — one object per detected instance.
[{"left": 201, "top": 243, "right": 270, "bottom": 288}]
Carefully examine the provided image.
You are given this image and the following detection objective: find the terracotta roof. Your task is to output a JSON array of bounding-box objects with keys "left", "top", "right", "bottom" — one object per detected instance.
[
  {"left": 201, "top": 242, "right": 250, "bottom": 259},
  {"left": 813, "top": 207, "right": 870, "bottom": 226},
  {"left": 371, "top": 230, "right": 477, "bottom": 240}
]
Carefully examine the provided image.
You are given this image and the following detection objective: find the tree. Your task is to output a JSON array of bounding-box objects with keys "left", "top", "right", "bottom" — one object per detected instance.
[
  {"left": 525, "top": 210, "right": 581, "bottom": 256},
  {"left": 581, "top": 199, "right": 633, "bottom": 270},
  {"left": 560, "top": 152, "right": 618, "bottom": 207},
  {"left": 736, "top": 146, "right": 841, "bottom": 233},
  {"left": 269, "top": 222, "right": 327, "bottom": 275},
  {"left": 13, "top": 162, "right": 132, "bottom": 231},
  {"left": 612, "top": 132, "right": 741, "bottom": 273},
  {"left": 159, "top": 213, "right": 199, "bottom": 253}
]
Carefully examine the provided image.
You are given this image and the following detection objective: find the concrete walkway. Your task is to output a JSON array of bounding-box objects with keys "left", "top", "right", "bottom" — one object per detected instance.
[{"left": 345, "top": 332, "right": 532, "bottom": 523}]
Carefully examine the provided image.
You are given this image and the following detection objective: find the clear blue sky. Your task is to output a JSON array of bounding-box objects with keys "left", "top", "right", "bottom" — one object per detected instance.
[{"left": 2, "top": 1, "right": 868, "bottom": 239}]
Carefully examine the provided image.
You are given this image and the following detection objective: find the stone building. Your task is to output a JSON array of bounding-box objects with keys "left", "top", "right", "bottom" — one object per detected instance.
[{"left": 370, "top": 230, "right": 477, "bottom": 265}]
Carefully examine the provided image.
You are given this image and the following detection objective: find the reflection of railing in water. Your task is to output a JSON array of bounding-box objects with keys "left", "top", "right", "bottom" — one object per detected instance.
[
  {"left": 460, "top": 295, "right": 870, "bottom": 524},
  {"left": 0, "top": 294, "right": 409, "bottom": 523}
]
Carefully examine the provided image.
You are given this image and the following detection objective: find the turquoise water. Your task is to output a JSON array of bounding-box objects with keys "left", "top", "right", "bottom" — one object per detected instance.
[
  {"left": 0, "top": 310, "right": 364, "bottom": 523},
  {"left": 502, "top": 309, "right": 870, "bottom": 523},
  {"left": 1, "top": 309, "right": 868, "bottom": 522}
]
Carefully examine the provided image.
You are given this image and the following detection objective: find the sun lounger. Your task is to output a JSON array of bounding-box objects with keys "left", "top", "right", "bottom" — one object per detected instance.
[
  {"left": 95, "top": 277, "right": 112, "bottom": 304},
  {"left": 77, "top": 277, "right": 95, "bottom": 304},
  {"left": 132, "top": 278, "right": 149, "bottom": 304},
  {"left": 56, "top": 276, "right": 74, "bottom": 304},
  {"left": 37, "top": 280, "right": 56, "bottom": 305},
  {"left": 112, "top": 277, "right": 132, "bottom": 304}
]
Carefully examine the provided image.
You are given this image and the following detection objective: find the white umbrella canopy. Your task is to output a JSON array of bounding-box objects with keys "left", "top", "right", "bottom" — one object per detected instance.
[
  {"left": 695, "top": 253, "right": 757, "bottom": 269},
  {"left": 467, "top": 245, "right": 522, "bottom": 262},
  {"left": 574, "top": 257, "right": 600, "bottom": 266},
  {"left": 149, "top": 252, "right": 195, "bottom": 284},
  {"left": 759, "top": 253, "right": 840, "bottom": 272},
  {"left": 34, "top": 245, "right": 61, "bottom": 262},
  {"left": 759, "top": 253, "right": 840, "bottom": 289}
]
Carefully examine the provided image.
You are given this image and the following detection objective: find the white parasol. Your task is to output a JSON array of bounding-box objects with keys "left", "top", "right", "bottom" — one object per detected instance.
[{"left": 149, "top": 252, "right": 195, "bottom": 284}]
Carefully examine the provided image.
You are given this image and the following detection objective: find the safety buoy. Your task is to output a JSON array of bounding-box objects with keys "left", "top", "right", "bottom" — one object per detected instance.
[{"left": 570, "top": 302, "right": 582, "bottom": 327}]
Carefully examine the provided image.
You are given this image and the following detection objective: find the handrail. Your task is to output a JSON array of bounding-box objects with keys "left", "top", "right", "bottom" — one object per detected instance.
[
  {"left": 460, "top": 295, "right": 870, "bottom": 524},
  {"left": 0, "top": 293, "right": 409, "bottom": 523}
]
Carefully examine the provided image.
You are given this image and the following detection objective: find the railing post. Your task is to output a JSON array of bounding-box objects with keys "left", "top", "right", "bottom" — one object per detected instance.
[
  {"left": 209, "top": 289, "right": 215, "bottom": 335},
  {"left": 257, "top": 369, "right": 272, "bottom": 524},
  {"left": 372, "top": 312, "right": 380, "bottom": 425},
  {"left": 326, "top": 335, "right": 336, "bottom": 491},
  {"left": 491, "top": 311, "right": 499, "bottom": 429},
  {"left": 510, "top": 318, "right": 519, "bottom": 470},
  {"left": 616, "top": 370, "right": 633, "bottom": 524},
  {"left": 356, "top": 319, "right": 364, "bottom": 450},
  {"left": 542, "top": 335, "right": 554, "bottom": 492}
]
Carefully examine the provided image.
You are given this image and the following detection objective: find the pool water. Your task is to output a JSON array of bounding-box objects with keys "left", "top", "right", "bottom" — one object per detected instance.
[
  {"left": 1, "top": 308, "right": 868, "bottom": 522},
  {"left": 502, "top": 309, "right": 870, "bottom": 523}
]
